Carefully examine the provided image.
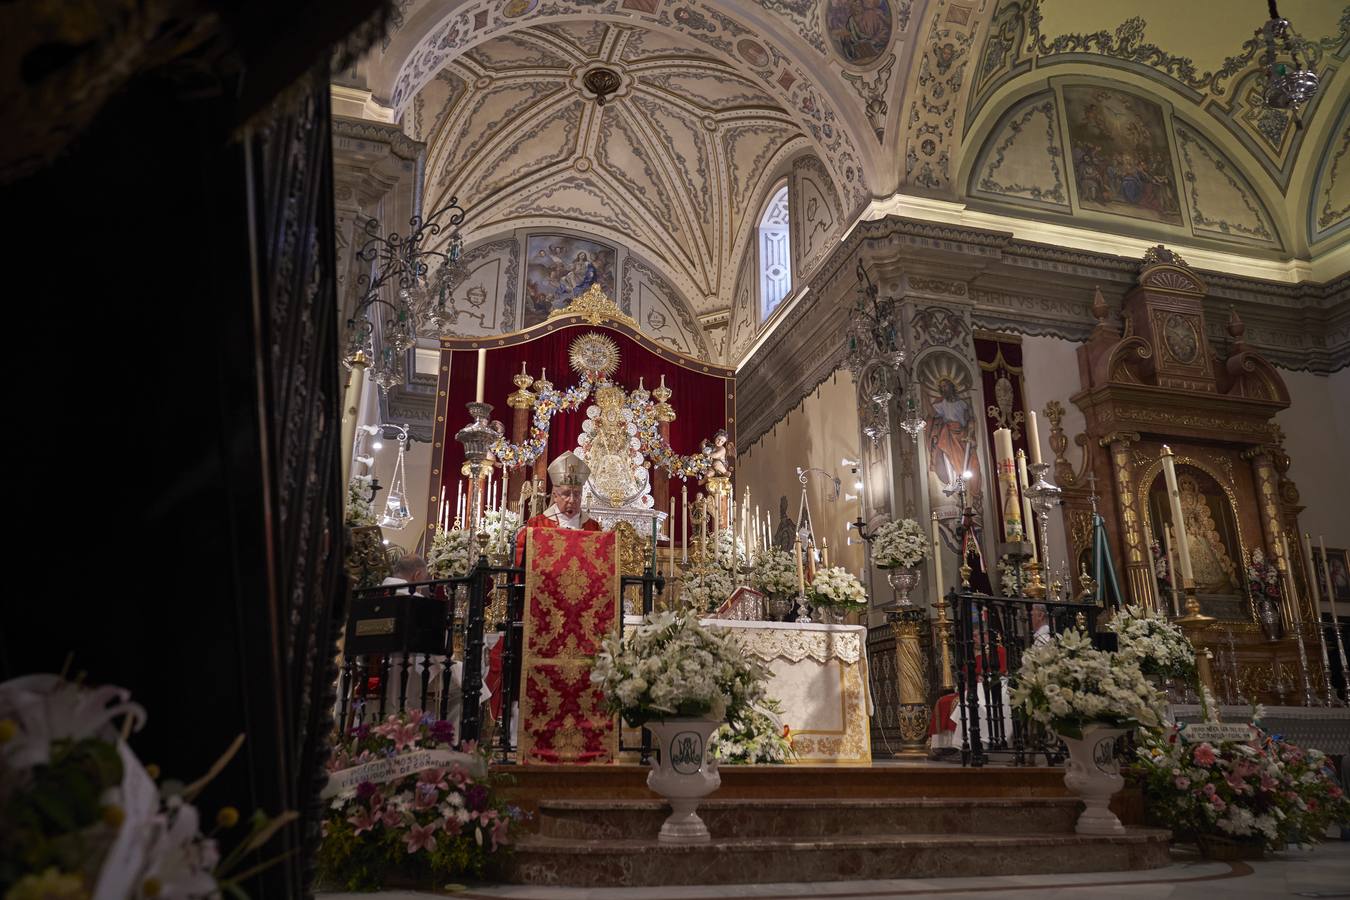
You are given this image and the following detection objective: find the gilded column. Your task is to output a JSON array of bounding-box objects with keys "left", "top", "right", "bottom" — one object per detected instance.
[
  {"left": 1244, "top": 446, "right": 1301, "bottom": 626},
  {"left": 1100, "top": 431, "right": 1149, "bottom": 606},
  {"left": 889, "top": 608, "right": 930, "bottom": 757}
]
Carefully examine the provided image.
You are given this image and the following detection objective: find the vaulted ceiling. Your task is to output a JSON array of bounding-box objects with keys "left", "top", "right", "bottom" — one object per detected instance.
[
  {"left": 345, "top": 0, "right": 1349, "bottom": 361},
  {"left": 408, "top": 21, "right": 816, "bottom": 311}
]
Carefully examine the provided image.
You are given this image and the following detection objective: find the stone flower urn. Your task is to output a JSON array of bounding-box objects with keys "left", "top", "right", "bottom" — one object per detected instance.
[
  {"left": 1057, "top": 723, "right": 1127, "bottom": 835},
  {"left": 645, "top": 717, "right": 722, "bottom": 843}
]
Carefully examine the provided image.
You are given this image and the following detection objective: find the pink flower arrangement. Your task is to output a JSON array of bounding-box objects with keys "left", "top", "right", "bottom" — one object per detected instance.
[
  {"left": 1137, "top": 719, "right": 1350, "bottom": 849},
  {"left": 316, "top": 711, "right": 526, "bottom": 891}
]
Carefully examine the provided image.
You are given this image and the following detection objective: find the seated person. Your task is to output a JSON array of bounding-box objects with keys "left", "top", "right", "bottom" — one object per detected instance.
[
  {"left": 382, "top": 555, "right": 430, "bottom": 595},
  {"left": 514, "top": 450, "right": 600, "bottom": 565}
]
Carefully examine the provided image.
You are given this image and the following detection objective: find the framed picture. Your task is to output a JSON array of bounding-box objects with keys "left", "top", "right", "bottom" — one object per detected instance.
[{"left": 1313, "top": 545, "right": 1350, "bottom": 606}]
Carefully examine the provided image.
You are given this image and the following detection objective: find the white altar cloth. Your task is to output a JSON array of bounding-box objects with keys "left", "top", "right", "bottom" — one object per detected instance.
[{"left": 624, "top": 616, "right": 873, "bottom": 765}]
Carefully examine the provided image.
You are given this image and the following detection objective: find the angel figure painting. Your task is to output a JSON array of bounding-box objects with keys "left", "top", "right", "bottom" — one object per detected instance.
[
  {"left": 1063, "top": 85, "right": 1182, "bottom": 225},
  {"left": 524, "top": 235, "right": 616, "bottom": 327}
]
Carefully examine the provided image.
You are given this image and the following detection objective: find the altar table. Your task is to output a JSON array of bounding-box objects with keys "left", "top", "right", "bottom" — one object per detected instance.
[{"left": 624, "top": 617, "right": 873, "bottom": 765}]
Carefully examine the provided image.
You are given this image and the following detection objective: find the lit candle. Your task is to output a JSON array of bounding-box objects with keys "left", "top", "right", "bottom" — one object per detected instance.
[
  {"left": 455, "top": 479, "right": 463, "bottom": 528},
  {"left": 651, "top": 515, "right": 658, "bottom": 571},
  {"left": 474, "top": 348, "right": 487, "bottom": 403},
  {"left": 1160, "top": 445, "right": 1194, "bottom": 588},
  {"left": 681, "top": 485, "right": 688, "bottom": 565},
  {"left": 669, "top": 498, "right": 676, "bottom": 578},
  {"left": 795, "top": 538, "right": 806, "bottom": 596},
  {"left": 1017, "top": 449, "right": 1039, "bottom": 563},
  {"left": 822, "top": 537, "right": 830, "bottom": 568},
  {"left": 931, "top": 511, "right": 944, "bottom": 600},
  {"left": 1026, "top": 410, "right": 1043, "bottom": 466},
  {"left": 1302, "top": 531, "right": 1323, "bottom": 613}
]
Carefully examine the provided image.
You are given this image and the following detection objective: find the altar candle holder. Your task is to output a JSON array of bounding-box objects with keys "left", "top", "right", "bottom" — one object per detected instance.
[
  {"left": 455, "top": 400, "right": 497, "bottom": 560},
  {"left": 1024, "top": 462, "right": 1063, "bottom": 601}
]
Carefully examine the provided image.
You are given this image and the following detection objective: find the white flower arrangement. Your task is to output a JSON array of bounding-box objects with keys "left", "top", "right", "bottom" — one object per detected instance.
[
  {"left": 479, "top": 508, "right": 521, "bottom": 545},
  {"left": 751, "top": 548, "right": 798, "bottom": 596},
  {"left": 1107, "top": 604, "right": 1197, "bottom": 680},
  {"left": 681, "top": 566, "right": 737, "bottom": 613},
  {"left": 872, "top": 518, "right": 929, "bottom": 569},
  {"left": 427, "top": 527, "right": 473, "bottom": 579},
  {"left": 997, "top": 555, "right": 1020, "bottom": 597},
  {"left": 808, "top": 566, "right": 868, "bottom": 609},
  {"left": 0, "top": 674, "right": 292, "bottom": 900},
  {"left": 1010, "top": 628, "right": 1164, "bottom": 738},
  {"left": 709, "top": 700, "right": 794, "bottom": 765},
  {"left": 591, "top": 610, "right": 770, "bottom": 726},
  {"left": 346, "top": 475, "right": 377, "bottom": 527},
  {"left": 711, "top": 528, "right": 747, "bottom": 568}
]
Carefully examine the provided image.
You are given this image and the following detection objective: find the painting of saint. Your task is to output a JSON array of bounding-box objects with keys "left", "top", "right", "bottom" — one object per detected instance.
[
  {"left": 523, "top": 235, "right": 616, "bottom": 327},
  {"left": 825, "top": 0, "right": 893, "bottom": 67},
  {"left": 1063, "top": 86, "right": 1182, "bottom": 225},
  {"left": 919, "top": 353, "right": 983, "bottom": 549}
]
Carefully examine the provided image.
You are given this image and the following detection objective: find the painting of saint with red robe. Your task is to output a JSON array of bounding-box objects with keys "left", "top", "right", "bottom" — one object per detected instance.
[{"left": 920, "top": 353, "right": 983, "bottom": 550}]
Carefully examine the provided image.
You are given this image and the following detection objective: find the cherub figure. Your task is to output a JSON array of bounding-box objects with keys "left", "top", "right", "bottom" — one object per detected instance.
[{"left": 702, "top": 428, "right": 734, "bottom": 477}]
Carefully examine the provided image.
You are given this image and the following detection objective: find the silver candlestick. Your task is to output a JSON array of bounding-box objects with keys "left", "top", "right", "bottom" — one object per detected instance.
[
  {"left": 454, "top": 400, "right": 497, "bottom": 560},
  {"left": 1024, "top": 462, "right": 1063, "bottom": 592}
]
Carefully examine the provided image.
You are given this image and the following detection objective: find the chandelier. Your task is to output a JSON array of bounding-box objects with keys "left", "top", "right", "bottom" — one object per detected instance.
[
  {"left": 343, "top": 197, "right": 467, "bottom": 392},
  {"left": 844, "top": 261, "right": 925, "bottom": 444},
  {"left": 1256, "top": 0, "right": 1320, "bottom": 128}
]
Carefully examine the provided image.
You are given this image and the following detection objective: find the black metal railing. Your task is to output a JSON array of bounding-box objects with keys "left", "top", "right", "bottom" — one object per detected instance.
[
  {"left": 338, "top": 556, "right": 665, "bottom": 764},
  {"left": 949, "top": 589, "right": 1103, "bottom": 768}
]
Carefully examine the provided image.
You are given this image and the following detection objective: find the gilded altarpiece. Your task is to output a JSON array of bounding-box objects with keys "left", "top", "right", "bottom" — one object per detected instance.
[{"left": 1058, "top": 246, "right": 1320, "bottom": 703}]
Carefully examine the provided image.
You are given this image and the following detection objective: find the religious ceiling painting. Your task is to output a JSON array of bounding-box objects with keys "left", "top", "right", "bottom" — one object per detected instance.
[
  {"left": 1062, "top": 85, "right": 1182, "bottom": 226},
  {"left": 917, "top": 350, "right": 983, "bottom": 554},
  {"left": 524, "top": 235, "right": 616, "bottom": 328},
  {"left": 825, "top": 0, "right": 895, "bottom": 67}
]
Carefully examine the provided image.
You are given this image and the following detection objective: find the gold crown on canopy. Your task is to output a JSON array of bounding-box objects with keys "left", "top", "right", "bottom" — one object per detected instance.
[
  {"left": 548, "top": 450, "right": 590, "bottom": 488},
  {"left": 548, "top": 284, "right": 638, "bottom": 330}
]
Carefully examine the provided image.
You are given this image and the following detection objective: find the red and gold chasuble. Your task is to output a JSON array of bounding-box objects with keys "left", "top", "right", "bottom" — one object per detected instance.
[
  {"left": 518, "top": 527, "right": 620, "bottom": 765},
  {"left": 513, "top": 512, "right": 600, "bottom": 567}
]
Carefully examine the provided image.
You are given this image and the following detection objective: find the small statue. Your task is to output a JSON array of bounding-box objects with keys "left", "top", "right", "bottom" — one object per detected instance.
[
  {"left": 702, "top": 428, "right": 734, "bottom": 478},
  {"left": 772, "top": 495, "right": 797, "bottom": 552}
]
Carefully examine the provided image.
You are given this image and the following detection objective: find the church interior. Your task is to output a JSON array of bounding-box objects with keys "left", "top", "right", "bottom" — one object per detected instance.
[{"left": 2, "top": 0, "right": 1349, "bottom": 897}]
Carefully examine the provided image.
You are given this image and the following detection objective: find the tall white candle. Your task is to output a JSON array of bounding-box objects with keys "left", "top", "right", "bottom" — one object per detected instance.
[
  {"left": 474, "top": 348, "right": 487, "bottom": 403},
  {"left": 455, "top": 479, "right": 463, "bottom": 528},
  {"left": 931, "top": 512, "right": 944, "bottom": 601},
  {"left": 681, "top": 485, "right": 688, "bottom": 565},
  {"left": 1320, "top": 536, "right": 1343, "bottom": 629},
  {"left": 1026, "top": 410, "right": 1043, "bottom": 466},
  {"left": 1017, "top": 450, "right": 1039, "bottom": 563},
  {"left": 1281, "top": 534, "right": 1302, "bottom": 626},
  {"left": 1302, "top": 531, "right": 1323, "bottom": 612},
  {"left": 993, "top": 427, "right": 1022, "bottom": 540},
  {"left": 1161, "top": 445, "right": 1194, "bottom": 588}
]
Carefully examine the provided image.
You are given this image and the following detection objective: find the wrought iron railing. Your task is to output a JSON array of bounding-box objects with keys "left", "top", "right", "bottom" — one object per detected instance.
[
  {"left": 949, "top": 589, "right": 1103, "bottom": 768},
  {"left": 338, "top": 556, "right": 665, "bottom": 763}
]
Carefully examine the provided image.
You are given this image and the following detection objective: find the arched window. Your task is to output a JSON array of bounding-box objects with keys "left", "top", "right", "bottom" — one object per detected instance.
[{"left": 758, "top": 183, "right": 791, "bottom": 319}]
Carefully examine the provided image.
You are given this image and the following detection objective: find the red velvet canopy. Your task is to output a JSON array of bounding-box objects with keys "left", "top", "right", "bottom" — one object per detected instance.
[{"left": 427, "top": 316, "right": 735, "bottom": 550}]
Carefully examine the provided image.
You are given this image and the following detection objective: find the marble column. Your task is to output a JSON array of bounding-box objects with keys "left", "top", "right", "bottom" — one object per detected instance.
[{"left": 1099, "top": 431, "right": 1148, "bottom": 607}]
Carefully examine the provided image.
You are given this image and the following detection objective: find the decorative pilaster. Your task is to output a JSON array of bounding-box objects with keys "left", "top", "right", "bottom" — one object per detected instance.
[{"left": 1099, "top": 431, "right": 1149, "bottom": 607}]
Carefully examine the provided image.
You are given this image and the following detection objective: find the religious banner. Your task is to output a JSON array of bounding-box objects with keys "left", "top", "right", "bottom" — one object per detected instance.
[
  {"left": 519, "top": 527, "right": 621, "bottom": 764},
  {"left": 975, "top": 332, "right": 1031, "bottom": 544}
]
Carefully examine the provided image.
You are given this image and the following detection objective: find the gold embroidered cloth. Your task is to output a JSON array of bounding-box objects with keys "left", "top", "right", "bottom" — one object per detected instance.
[{"left": 519, "top": 527, "right": 620, "bottom": 764}]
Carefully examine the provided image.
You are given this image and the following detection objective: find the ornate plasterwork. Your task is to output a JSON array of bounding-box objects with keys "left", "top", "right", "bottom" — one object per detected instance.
[
  {"left": 1174, "top": 122, "right": 1277, "bottom": 246},
  {"left": 902, "top": 0, "right": 993, "bottom": 194},
  {"left": 380, "top": 1, "right": 872, "bottom": 208},
  {"left": 1310, "top": 102, "right": 1350, "bottom": 243},
  {"left": 791, "top": 153, "right": 844, "bottom": 278},
  {"left": 968, "top": 0, "right": 1350, "bottom": 189},
  {"left": 413, "top": 22, "right": 829, "bottom": 330},
  {"left": 842, "top": 57, "right": 897, "bottom": 143},
  {"left": 970, "top": 91, "right": 1067, "bottom": 209}
]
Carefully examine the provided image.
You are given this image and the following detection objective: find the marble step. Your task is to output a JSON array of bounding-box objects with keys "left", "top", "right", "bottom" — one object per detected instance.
[
  {"left": 536, "top": 796, "right": 1082, "bottom": 840},
  {"left": 503, "top": 829, "right": 1173, "bottom": 886}
]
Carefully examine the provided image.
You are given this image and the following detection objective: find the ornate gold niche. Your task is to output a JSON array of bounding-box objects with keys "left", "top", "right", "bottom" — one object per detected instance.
[{"left": 1053, "top": 247, "right": 1315, "bottom": 705}]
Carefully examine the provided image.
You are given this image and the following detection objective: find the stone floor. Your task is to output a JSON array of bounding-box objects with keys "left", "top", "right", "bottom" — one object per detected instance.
[{"left": 319, "top": 841, "right": 1350, "bottom": 899}]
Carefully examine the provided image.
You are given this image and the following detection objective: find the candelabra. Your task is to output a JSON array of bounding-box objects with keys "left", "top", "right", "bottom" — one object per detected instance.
[
  {"left": 454, "top": 400, "right": 497, "bottom": 560},
  {"left": 1023, "top": 462, "right": 1063, "bottom": 600},
  {"left": 845, "top": 261, "right": 925, "bottom": 444},
  {"left": 1256, "top": 0, "right": 1321, "bottom": 128}
]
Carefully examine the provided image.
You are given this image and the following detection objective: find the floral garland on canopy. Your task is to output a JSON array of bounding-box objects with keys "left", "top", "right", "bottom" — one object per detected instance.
[{"left": 487, "top": 376, "right": 719, "bottom": 481}]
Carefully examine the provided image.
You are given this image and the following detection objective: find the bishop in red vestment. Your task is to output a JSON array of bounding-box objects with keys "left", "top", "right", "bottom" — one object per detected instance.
[{"left": 514, "top": 450, "right": 601, "bottom": 566}]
